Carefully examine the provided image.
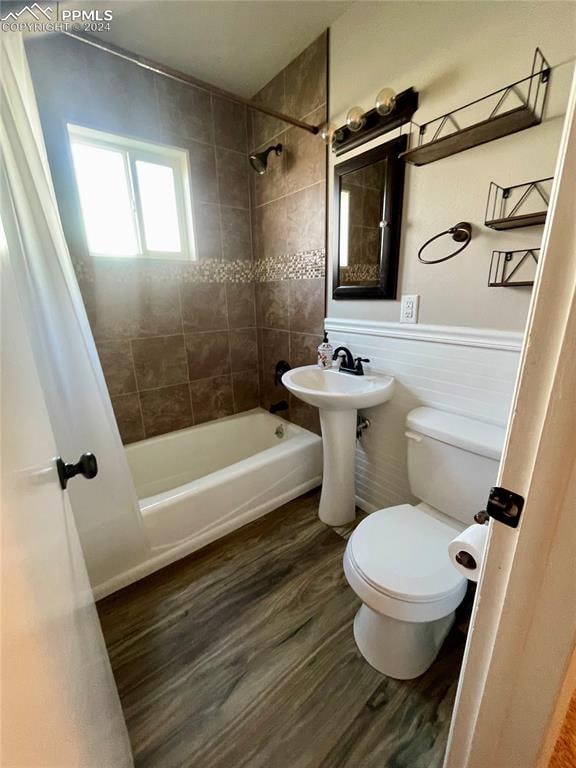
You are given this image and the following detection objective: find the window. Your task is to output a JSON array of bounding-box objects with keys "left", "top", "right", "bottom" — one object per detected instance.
[{"left": 68, "top": 124, "right": 195, "bottom": 260}]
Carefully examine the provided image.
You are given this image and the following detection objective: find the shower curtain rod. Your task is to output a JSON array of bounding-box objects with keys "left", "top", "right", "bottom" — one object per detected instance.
[{"left": 62, "top": 31, "right": 320, "bottom": 136}]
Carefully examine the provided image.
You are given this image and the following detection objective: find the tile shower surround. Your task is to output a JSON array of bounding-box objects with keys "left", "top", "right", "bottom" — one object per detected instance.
[
  {"left": 250, "top": 33, "right": 329, "bottom": 434},
  {"left": 25, "top": 32, "right": 328, "bottom": 442},
  {"left": 87, "top": 270, "right": 261, "bottom": 443}
]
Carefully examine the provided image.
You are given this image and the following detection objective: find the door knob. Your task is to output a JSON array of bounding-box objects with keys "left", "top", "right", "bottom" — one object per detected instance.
[{"left": 56, "top": 453, "right": 98, "bottom": 490}]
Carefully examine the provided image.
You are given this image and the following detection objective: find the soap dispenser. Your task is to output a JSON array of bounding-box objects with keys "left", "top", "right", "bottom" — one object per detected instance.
[{"left": 317, "top": 331, "right": 333, "bottom": 369}]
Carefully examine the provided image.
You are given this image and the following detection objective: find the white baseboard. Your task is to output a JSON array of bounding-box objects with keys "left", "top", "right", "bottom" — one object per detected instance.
[{"left": 355, "top": 495, "right": 380, "bottom": 514}]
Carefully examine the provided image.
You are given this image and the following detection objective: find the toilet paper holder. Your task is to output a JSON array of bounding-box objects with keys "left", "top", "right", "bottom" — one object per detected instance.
[
  {"left": 453, "top": 511, "right": 489, "bottom": 571},
  {"left": 455, "top": 550, "right": 478, "bottom": 570},
  {"left": 455, "top": 495, "right": 522, "bottom": 574},
  {"left": 475, "top": 486, "right": 526, "bottom": 529}
]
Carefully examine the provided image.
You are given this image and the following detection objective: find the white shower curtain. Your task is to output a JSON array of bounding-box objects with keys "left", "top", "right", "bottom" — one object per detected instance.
[{"left": 0, "top": 34, "right": 149, "bottom": 588}]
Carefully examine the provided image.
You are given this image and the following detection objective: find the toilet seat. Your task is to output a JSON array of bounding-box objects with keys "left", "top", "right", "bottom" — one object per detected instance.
[{"left": 344, "top": 504, "right": 467, "bottom": 623}]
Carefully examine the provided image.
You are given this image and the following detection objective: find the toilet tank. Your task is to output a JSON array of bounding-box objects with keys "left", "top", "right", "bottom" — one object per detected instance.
[{"left": 406, "top": 407, "right": 505, "bottom": 526}]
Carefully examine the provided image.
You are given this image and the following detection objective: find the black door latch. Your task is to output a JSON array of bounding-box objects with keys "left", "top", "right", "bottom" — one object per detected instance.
[
  {"left": 56, "top": 452, "right": 98, "bottom": 490},
  {"left": 485, "top": 486, "right": 525, "bottom": 529}
]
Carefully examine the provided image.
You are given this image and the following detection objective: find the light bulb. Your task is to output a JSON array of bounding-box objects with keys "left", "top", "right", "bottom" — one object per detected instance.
[
  {"left": 319, "top": 122, "right": 337, "bottom": 144},
  {"left": 346, "top": 106, "right": 365, "bottom": 132},
  {"left": 375, "top": 87, "right": 396, "bottom": 116}
]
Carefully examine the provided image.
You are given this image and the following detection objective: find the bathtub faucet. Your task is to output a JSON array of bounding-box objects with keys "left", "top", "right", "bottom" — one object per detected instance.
[
  {"left": 270, "top": 400, "right": 289, "bottom": 414},
  {"left": 275, "top": 360, "right": 291, "bottom": 386}
]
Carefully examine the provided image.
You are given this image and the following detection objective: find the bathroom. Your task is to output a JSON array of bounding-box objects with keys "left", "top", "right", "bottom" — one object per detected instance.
[{"left": 2, "top": 1, "right": 576, "bottom": 766}]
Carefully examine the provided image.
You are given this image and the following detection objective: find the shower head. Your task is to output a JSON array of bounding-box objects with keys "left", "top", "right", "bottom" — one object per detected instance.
[{"left": 249, "top": 143, "right": 283, "bottom": 175}]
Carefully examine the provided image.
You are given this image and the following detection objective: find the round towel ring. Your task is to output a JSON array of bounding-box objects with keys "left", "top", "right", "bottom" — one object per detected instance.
[{"left": 418, "top": 221, "right": 472, "bottom": 264}]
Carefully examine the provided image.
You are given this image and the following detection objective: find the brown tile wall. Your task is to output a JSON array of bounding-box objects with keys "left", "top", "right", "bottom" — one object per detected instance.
[
  {"left": 250, "top": 33, "right": 328, "bottom": 435},
  {"left": 26, "top": 33, "right": 259, "bottom": 443},
  {"left": 74, "top": 265, "right": 259, "bottom": 443}
]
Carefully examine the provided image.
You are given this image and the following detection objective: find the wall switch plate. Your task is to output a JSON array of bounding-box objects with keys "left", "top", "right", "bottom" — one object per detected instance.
[{"left": 400, "top": 294, "right": 419, "bottom": 324}]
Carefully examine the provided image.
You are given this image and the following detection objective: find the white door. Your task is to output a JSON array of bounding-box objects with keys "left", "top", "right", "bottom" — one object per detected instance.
[
  {"left": 444, "top": 68, "right": 576, "bottom": 768},
  {"left": 0, "top": 225, "right": 133, "bottom": 766}
]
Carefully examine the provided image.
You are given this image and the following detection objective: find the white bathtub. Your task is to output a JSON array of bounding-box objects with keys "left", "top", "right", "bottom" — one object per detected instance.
[{"left": 125, "top": 409, "right": 323, "bottom": 553}]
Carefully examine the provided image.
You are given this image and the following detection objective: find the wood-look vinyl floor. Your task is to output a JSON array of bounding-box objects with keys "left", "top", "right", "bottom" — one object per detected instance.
[{"left": 97, "top": 490, "right": 465, "bottom": 768}]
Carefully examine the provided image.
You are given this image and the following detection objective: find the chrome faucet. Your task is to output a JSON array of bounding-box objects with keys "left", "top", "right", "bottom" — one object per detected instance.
[{"left": 332, "top": 346, "right": 370, "bottom": 376}]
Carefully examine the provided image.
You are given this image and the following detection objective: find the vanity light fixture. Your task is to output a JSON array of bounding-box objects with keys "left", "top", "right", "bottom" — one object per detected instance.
[
  {"left": 343, "top": 88, "right": 397, "bottom": 136},
  {"left": 375, "top": 87, "right": 397, "bottom": 116},
  {"left": 346, "top": 106, "right": 366, "bottom": 132},
  {"left": 319, "top": 122, "right": 337, "bottom": 144},
  {"left": 331, "top": 87, "right": 419, "bottom": 155}
]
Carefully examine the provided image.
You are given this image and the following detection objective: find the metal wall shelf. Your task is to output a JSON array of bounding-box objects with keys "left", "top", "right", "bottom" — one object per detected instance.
[
  {"left": 485, "top": 177, "right": 553, "bottom": 230},
  {"left": 401, "top": 49, "right": 550, "bottom": 166},
  {"left": 489, "top": 249, "right": 540, "bottom": 287}
]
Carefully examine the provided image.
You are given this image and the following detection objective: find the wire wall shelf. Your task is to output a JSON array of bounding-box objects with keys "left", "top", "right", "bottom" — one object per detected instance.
[
  {"left": 401, "top": 48, "right": 550, "bottom": 166},
  {"left": 485, "top": 176, "right": 553, "bottom": 230},
  {"left": 489, "top": 249, "right": 540, "bottom": 288}
]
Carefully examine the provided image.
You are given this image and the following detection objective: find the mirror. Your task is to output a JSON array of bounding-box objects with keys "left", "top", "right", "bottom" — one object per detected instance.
[{"left": 333, "top": 134, "right": 407, "bottom": 299}]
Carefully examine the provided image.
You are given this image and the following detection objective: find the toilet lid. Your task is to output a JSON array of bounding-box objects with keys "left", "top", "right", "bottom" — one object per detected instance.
[{"left": 349, "top": 505, "right": 466, "bottom": 603}]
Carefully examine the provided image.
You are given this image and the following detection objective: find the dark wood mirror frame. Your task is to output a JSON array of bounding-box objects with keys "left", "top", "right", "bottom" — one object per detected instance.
[{"left": 332, "top": 134, "right": 407, "bottom": 300}]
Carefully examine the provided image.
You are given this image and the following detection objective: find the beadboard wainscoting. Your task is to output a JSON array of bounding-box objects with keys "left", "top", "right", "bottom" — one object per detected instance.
[{"left": 324, "top": 318, "right": 524, "bottom": 513}]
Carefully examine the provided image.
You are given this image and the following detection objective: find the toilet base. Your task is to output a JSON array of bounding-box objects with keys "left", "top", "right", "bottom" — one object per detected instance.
[{"left": 352, "top": 604, "right": 455, "bottom": 680}]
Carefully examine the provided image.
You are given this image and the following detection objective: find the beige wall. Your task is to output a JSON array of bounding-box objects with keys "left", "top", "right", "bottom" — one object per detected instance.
[{"left": 328, "top": 1, "right": 576, "bottom": 331}]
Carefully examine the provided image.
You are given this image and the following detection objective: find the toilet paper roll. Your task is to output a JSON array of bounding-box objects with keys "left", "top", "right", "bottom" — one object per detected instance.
[{"left": 448, "top": 523, "right": 489, "bottom": 582}]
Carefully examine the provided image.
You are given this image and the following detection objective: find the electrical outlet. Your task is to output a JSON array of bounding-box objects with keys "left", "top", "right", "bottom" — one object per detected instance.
[{"left": 400, "top": 294, "right": 419, "bottom": 324}]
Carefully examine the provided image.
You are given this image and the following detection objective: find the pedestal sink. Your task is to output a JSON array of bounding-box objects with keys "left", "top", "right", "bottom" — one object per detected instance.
[{"left": 282, "top": 365, "right": 394, "bottom": 526}]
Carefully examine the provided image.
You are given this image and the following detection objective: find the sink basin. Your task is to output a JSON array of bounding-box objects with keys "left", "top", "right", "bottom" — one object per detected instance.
[
  {"left": 282, "top": 365, "right": 395, "bottom": 527},
  {"left": 282, "top": 365, "right": 394, "bottom": 411}
]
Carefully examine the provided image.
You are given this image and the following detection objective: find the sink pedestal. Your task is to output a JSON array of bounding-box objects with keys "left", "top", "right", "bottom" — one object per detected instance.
[
  {"left": 318, "top": 409, "right": 357, "bottom": 526},
  {"left": 281, "top": 365, "right": 394, "bottom": 527}
]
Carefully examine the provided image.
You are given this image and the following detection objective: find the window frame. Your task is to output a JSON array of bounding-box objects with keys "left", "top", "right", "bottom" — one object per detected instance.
[{"left": 68, "top": 124, "right": 196, "bottom": 261}]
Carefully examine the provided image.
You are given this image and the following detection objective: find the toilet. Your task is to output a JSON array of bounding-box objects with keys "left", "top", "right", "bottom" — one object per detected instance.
[{"left": 343, "top": 406, "right": 505, "bottom": 680}]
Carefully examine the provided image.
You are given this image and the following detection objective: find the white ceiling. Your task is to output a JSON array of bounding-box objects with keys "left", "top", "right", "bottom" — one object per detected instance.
[{"left": 78, "top": 1, "right": 352, "bottom": 97}]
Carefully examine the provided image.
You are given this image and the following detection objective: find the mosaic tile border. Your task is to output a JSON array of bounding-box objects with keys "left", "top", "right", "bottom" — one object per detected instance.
[
  {"left": 255, "top": 249, "right": 325, "bottom": 281},
  {"left": 339, "top": 263, "right": 380, "bottom": 283},
  {"left": 73, "top": 249, "right": 326, "bottom": 284},
  {"left": 73, "top": 258, "right": 254, "bottom": 284}
]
